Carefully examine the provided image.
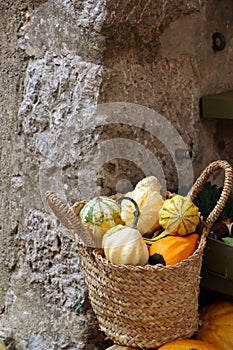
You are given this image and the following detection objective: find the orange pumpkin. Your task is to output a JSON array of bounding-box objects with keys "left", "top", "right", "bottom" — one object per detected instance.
[
  {"left": 148, "top": 232, "right": 200, "bottom": 266},
  {"left": 157, "top": 339, "right": 218, "bottom": 349},
  {"left": 196, "top": 299, "right": 233, "bottom": 350}
]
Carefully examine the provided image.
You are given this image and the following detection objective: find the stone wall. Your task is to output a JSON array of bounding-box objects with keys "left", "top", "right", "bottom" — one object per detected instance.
[
  {"left": 1, "top": 1, "right": 109, "bottom": 349},
  {"left": 1, "top": 0, "right": 233, "bottom": 349},
  {"left": 99, "top": 0, "right": 233, "bottom": 189}
]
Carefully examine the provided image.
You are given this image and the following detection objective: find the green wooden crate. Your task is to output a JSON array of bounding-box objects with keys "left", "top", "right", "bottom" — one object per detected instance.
[
  {"left": 201, "top": 237, "right": 233, "bottom": 296},
  {"left": 201, "top": 90, "right": 233, "bottom": 119}
]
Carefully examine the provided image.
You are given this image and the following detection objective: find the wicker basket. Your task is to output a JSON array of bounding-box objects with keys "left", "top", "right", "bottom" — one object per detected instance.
[{"left": 46, "top": 160, "right": 233, "bottom": 348}]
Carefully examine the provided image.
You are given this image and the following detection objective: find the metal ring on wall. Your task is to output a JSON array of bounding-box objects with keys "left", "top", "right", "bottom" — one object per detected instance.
[{"left": 212, "top": 32, "right": 226, "bottom": 52}]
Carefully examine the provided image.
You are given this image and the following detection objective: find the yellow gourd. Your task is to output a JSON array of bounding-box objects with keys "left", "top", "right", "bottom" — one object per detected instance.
[
  {"left": 120, "top": 176, "right": 164, "bottom": 235},
  {"left": 159, "top": 194, "right": 200, "bottom": 236}
]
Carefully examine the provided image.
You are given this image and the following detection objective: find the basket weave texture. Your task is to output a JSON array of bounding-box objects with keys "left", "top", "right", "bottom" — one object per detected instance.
[{"left": 46, "top": 160, "right": 233, "bottom": 348}]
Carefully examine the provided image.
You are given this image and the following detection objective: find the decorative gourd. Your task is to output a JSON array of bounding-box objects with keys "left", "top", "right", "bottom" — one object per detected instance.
[
  {"left": 79, "top": 196, "right": 123, "bottom": 246},
  {"left": 159, "top": 194, "right": 200, "bottom": 236},
  {"left": 147, "top": 231, "right": 200, "bottom": 266},
  {"left": 120, "top": 176, "right": 164, "bottom": 235},
  {"left": 102, "top": 197, "right": 149, "bottom": 266},
  {"left": 157, "top": 338, "right": 218, "bottom": 349},
  {"left": 196, "top": 299, "right": 233, "bottom": 350}
]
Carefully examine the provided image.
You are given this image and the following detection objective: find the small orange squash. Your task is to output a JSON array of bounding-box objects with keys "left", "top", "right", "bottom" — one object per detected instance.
[
  {"left": 196, "top": 299, "right": 233, "bottom": 350},
  {"left": 157, "top": 339, "right": 218, "bottom": 349},
  {"left": 148, "top": 232, "right": 200, "bottom": 266}
]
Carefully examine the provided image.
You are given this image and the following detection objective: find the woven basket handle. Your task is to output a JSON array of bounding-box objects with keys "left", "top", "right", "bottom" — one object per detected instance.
[
  {"left": 187, "top": 160, "right": 233, "bottom": 228},
  {"left": 45, "top": 191, "right": 92, "bottom": 246}
]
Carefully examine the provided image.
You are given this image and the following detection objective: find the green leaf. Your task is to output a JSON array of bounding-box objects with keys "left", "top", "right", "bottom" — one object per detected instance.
[
  {"left": 194, "top": 182, "right": 233, "bottom": 221},
  {"left": 222, "top": 237, "right": 233, "bottom": 246},
  {"left": 74, "top": 298, "right": 84, "bottom": 313},
  {"left": 85, "top": 207, "right": 94, "bottom": 223}
]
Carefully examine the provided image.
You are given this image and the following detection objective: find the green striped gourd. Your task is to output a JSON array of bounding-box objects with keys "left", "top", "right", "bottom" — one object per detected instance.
[
  {"left": 159, "top": 194, "right": 200, "bottom": 236},
  {"left": 79, "top": 196, "right": 123, "bottom": 246}
]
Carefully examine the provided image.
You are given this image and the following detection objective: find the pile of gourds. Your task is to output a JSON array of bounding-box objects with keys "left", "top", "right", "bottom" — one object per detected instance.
[
  {"left": 79, "top": 176, "right": 201, "bottom": 267},
  {"left": 78, "top": 177, "right": 233, "bottom": 350}
]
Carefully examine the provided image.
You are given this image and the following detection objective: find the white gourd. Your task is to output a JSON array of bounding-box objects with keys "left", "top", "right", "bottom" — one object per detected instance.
[
  {"left": 121, "top": 176, "right": 164, "bottom": 235},
  {"left": 102, "top": 197, "right": 149, "bottom": 266}
]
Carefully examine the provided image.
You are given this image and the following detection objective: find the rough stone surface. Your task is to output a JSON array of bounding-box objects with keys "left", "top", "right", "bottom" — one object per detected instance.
[
  {"left": 16, "top": 210, "right": 86, "bottom": 311},
  {"left": 0, "top": 0, "right": 29, "bottom": 324},
  {"left": 99, "top": 0, "right": 233, "bottom": 187},
  {"left": 18, "top": 0, "right": 105, "bottom": 63},
  {"left": 1, "top": 211, "right": 107, "bottom": 350},
  {"left": 1, "top": 0, "right": 109, "bottom": 349},
  {"left": 1, "top": 0, "right": 233, "bottom": 349}
]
